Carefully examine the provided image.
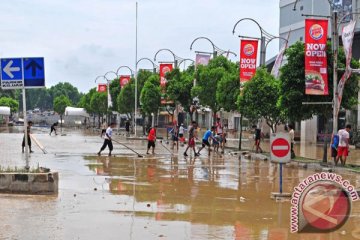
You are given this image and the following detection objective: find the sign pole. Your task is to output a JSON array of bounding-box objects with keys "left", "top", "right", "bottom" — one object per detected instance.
[
  {"left": 22, "top": 87, "right": 29, "bottom": 170},
  {"left": 279, "top": 162, "right": 283, "bottom": 194}
]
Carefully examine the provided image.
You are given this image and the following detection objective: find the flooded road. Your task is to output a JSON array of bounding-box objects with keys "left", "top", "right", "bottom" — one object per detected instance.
[{"left": 0, "top": 127, "right": 360, "bottom": 239}]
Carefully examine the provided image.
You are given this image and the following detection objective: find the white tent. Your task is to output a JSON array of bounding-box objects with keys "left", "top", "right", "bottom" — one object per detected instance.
[
  {"left": 65, "top": 107, "right": 89, "bottom": 117},
  {"left": 0, "top": 106, "right": 10, "bottom": 116}
]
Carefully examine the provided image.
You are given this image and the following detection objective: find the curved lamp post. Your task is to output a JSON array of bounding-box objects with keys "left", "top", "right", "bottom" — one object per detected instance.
[
  {"left": 154, "top": 48, "right": 185, "bottom": 68},
  {"left": 177, "top": 58, "right": 195, "bottom": 70},
  {"left": 232, "top": 18, "right": 279, "bottom": 66},
  {"left": 116, "top": 66, "right": 134, "bottom": 77},
  {"left": 293, "top": 0, "right": 354, "bottom": 163},
  {"left": 190, "top": 36, "right": 233, "bottom": 58},
  {"left": 137, "top": 57, "right": 158, "bottom": 73}
]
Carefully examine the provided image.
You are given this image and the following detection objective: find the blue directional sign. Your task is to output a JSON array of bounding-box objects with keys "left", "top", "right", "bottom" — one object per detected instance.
[
  {"left": 24, "top": 57, "right": 45, "bottom": 88},
  {"left": 0, "top": 57, "right": 45, "bottom": 89},
  {"left": 0, "top": 58, "right": 23, "bottom": 89}
]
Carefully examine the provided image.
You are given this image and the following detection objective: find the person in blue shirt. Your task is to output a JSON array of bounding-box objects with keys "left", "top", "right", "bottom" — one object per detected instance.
[
  {"left": 331, "top": 132, "right": 340, "bottom": 165},
  {"left": 197, "top": 126, "right": 216, "bottom": 155}
]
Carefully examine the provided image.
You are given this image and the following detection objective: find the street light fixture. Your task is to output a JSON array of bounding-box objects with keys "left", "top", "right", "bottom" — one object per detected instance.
[
  {"left": 232, "top": 18, "right": 278, "bottom": 66},
  {"left": 116, "top": 66, "right": 134, "bottom": 77},
  {"left": 154, "top": 48, "right": 185, "bottom": 68},
  {"left": 190, "top": 36, "right": 235, "bottom": 58},
  {"left": 137, "top": 57, "right": 158, "bottom": 73}
]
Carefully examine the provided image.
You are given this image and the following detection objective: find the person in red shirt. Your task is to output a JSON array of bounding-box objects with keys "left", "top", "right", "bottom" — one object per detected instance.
[{"left": 146, "top": 126, "right": 157, "bottom": 154}]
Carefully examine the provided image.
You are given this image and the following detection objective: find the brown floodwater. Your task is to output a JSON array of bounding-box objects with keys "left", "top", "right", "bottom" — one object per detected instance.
[{"left": 0, "top": 127, "right": 360, "bottom": 239}]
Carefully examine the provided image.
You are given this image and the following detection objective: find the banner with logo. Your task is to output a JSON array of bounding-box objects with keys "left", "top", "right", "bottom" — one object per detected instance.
[
  {"left": 98, "top": 83, "right": 107, "bottom": 93},
  {"left": 159, "top": 63, "right": 173, "bottom": 104},
  {"left": 159, "top": 63, "right": 173, "bottom": 87},
  {"left": 119, "top": 75, "right": 131, "bottom": 88},
  {"left": 305, "top": 19, "right": 329, "bottom": 95},
  {"left": 239, "top": 39, "right": 258, "bottom": 85},
  {"left": 271, "top": 31, "right": 290, "bottom": 78},
  {"left": 337, "top": 20, "right": 356, "bottom": 116},
  {"left": 195, "top": 54, "right": 211, "bottom": 66}
]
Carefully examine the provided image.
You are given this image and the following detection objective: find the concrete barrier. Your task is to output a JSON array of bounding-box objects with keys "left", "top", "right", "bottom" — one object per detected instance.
[{"left": 0, "top": 172, "right": 58, "bottom": 195}]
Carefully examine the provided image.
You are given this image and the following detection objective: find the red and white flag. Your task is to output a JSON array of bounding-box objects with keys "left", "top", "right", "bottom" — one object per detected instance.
[
  {"left": 239, "top": 39, "right": 258, "bottom": 86},
  {"left": 98, "top": 83, "right": 107, "bottom": 93},
  {"left": 119, "top": 75, "right": 131, "bottom": 88},
  {"left": 271, "top": 31, "right": 290, "bottom": 78},
  {"left": 159, "top": 63, "right": 173, "bottom": 87},
  {"left": 304, "top": 19, "right": 329, "bottom": 95}
]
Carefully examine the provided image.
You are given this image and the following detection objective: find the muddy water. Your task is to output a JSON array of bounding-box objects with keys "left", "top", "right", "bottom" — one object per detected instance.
[{"left": 0, "top": 128, "right": 360, "bottom": 239}]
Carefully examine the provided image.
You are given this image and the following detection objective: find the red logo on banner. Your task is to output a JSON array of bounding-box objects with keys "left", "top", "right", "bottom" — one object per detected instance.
[
  {"left": 305, "top": 19, "right": 329, "bottom": 95},
  {"left": 159, "top": 63, "right": 173, "bottom": 87},
  {"left": 98, "top": 84, "right": 107, "bottom": 93},
  {"left": 119, "top": 75, "right": 131, "bottom": 88},
  {"left": 240, "top": 40, "right": 258, "bottom": 86}
]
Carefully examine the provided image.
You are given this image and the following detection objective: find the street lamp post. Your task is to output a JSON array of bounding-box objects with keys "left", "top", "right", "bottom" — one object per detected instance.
[
  {"left": 137, "top": 57, "right": 158, "bottom": 73},
  {"left": 154, "top": 48, "right": 185, "bottom": 68}
]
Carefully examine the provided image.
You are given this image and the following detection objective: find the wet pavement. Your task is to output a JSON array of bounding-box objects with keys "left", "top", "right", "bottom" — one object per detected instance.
[{"left": 0, "top": 126, "right": 360, "bottom": 239}]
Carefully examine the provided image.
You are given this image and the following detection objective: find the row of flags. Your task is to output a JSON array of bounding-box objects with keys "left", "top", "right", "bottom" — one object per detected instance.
[{"left": 99, "top": 18, "right": 357, "bottom": 113}]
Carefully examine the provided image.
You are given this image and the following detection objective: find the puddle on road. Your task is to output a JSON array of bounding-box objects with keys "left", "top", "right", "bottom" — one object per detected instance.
[{"left": 86, "top": 153, "right": 360, "bottom": 240}]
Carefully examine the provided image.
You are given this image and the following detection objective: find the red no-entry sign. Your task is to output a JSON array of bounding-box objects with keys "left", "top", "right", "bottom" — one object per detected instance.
[{"left": 270, "top": 133, "right": 291, "bottom": 163}]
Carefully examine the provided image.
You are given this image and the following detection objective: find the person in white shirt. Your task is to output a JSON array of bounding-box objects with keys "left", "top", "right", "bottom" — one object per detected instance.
[
  {"left": 98, "top": 122, "right": 116, "bottom": 156},
  {"left": 288, "top": 124, "right": 295, "bottom": 159},
  {"left": 336, "top": 124, "right": 351, "bottom": 166}
]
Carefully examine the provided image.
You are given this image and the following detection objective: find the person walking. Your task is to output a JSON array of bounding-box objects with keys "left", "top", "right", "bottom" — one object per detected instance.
[
  {"left": 215, "top": 118, "right": 225, "bottom": 153},
  {"left": 252, "top": 125, "right": 263, "bottom": 153},
  {"left": 288, "top": 124, "right": 295, "bottom": 159},
  {"left": 184, "top": 121, "right": 199, "bottom": 157},
  {"left": 169, "top": 122, "right": 179, "bottom": 150},
  {"left": 336, "top": 124, "right": 351, "bottom": 166},
  {"left": 22, "top": 121, "right": 34, "bottom": 153},
  {"left": 125, "top": 120, "right": 130, "bottom": 137},
  {"left": 197, "top": 126, "right": 216, "bottom": 155},
  {"left": 49, "top": 122, "right": 58, "bottom": 136},
  {"left": 330, "top": 132, "right": 339, "bottom": 164},
  {"left": 100, "top": 120, "right": 107, "bottom": 138},
  {"left": 97, "top": 122, "right": 116, "bottom": 156},
  {"left": 146, "top": 125, "right": 157, "bottom": 154}
]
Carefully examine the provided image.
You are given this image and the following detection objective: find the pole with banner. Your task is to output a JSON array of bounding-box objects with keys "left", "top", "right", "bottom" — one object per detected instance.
[
  {"left": 159, "top": 63, "right": 173, "bottom": 104},
  {"left": 270, "top": 132, "right": 292, "bottom": 199},
  {"left": 239, "top": 39, "right": 258, "bottom": 88},
  {"left": 304, "top": 19, "right": 329, "bottom": 95}
]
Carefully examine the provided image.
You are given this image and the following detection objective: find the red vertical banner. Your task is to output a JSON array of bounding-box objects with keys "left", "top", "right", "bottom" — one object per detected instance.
[
  {"left": 159, "top": 63, "right": 173, "bottom": 87},
  {"left": 98, "top": 83, "right": 107, "bottom": 92},
  {"left": 305, "top": 19, "right": 329, "bottom": 95},
  {"left": 159, "top": 63, "right": 173, "bottom": 104},
  {"left": 239, "top": 39, "right": 258, "bottom": 86},
  {"left": 119, "top": 75, "right": 131, "bottom": 88}
]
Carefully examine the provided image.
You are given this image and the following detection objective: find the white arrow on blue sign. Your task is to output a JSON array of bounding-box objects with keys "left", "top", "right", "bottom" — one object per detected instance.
[{"left": 0, "top": 57, "right": 45, "bottom": 89}]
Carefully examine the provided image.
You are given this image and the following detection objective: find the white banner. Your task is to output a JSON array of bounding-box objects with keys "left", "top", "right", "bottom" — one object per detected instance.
[
  {"left": 336, "top": 20, "right": 356, "bottom": 116},
  {"left": 271, "top": 31, "right": 290, "bottom": 78}
]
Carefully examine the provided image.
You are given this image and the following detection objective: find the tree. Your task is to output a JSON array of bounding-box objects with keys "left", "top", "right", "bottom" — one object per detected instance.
[
  {"left": 140, "top": 75, "right": 161, "bottom": 120},
  {"left": 109, "top": 78, "right": 121, "bottom": 111},
  {"left": 279, "top": 41, "right": 360, "bottom": 124},
  {"left": 166, "top": 66, "right": 195, "bottom": 115},
  {"left": 216, "top": 71, "right": 240, "bottom": 112},
  {"left": 117, "top": 82, "right": 135, "bottom": 120},
  {"left": 192, "top": 56, "right": 238, "bottom": 122},
  {"left": 90, "top": 92, "right": 108, "bottom": 127},
  {"left": 49, "top": 82, "right": 81, "bottom": 106},
  {"left": 0, "top": 97, "right": 19, "bottom": 113},
  {"left": 238, "top": 68, "right": 285, "bottom": 133},
  {"left": 53, "top": 95, "right": 72, "bottom": 129}
]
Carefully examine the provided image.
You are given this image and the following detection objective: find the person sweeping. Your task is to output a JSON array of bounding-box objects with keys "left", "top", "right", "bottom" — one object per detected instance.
[{"left": 97, "top": 122, "right": 116, "bottom": 156}]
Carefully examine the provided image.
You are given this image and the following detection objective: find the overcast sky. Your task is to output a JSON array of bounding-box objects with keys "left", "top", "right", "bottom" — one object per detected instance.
[{"left": 0, "top": 0, "right": 280, "bottom": 93}]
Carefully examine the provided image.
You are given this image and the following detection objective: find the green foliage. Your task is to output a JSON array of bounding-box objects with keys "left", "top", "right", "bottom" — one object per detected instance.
[
  {"left": 49, "top": 82, "right": 81, "bottom": 105},
  {"left": 238, "top": 68, "right": 285, "bottom": 132},
  {"left": 216, "top": 71, "right": 240, "bottom": 112},
  {"left": 78, "top": 88, "right": 96, "bottom": 114},
  {"left": 53, "top": 95, "right": 72, "bottom": 116},
  {"left": 0, "top": 97, "right": 19, "bottom": 113},
  {"left": 193, "top": 56, "right": 238, "bottom": 113},
  {"left": 117, "top": 82, "right": 135, "bottom": 115},
  {"left": 280, "top": 41, "right": 360, "bottom": 123},
  {"left": 109, "top": 78, "right": 121, "bottom": 111},
  {"left": 166, "top": 66, "right": 194, "bottom": 111},
  {"left": 140, "top": 75, "right": 161, "bottom": 115},
  {"left": 90, "top": 92, "right": 107, "bottom": 115}
]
